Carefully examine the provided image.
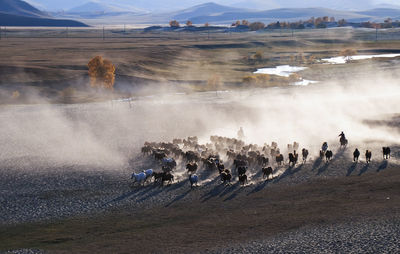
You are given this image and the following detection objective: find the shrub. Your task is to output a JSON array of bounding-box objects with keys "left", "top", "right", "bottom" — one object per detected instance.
[
  {"left": 249, "top": 22, "right": 265, "bottom": 31},
  {"left": 169, "top": 20, "right": 180, "bottom": 27},
  {"left": 87, "top": 56, "right": 116, "bottom": 89}
]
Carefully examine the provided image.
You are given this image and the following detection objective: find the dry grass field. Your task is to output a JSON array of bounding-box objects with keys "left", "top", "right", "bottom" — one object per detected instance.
[{"left": 1, "top": 27, "right": 400, "bottom": 103}]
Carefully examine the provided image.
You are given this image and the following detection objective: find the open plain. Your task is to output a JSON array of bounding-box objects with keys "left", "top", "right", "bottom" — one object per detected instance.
[{"left": 1, "top": 27, "right": 400, "bottom": 253}]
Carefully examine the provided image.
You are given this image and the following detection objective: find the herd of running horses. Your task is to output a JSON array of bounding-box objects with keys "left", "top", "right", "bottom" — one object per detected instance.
[{"left": 132, "top": 133, "right": 392, "bottom": 188}]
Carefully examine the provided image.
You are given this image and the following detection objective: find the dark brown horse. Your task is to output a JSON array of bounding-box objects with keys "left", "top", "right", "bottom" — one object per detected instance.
[
  {"left": 276, "top": 154, "right": 284, "bottom": 166},
  {"left": 239, "top": 174, "right": 248, "bottom": 186},
  {"left": 302, "top": 148, "right": 309, "bottom": 163},
  {"left": 288, "top": 152, "right": 298, "bottom": 167},
  {"left": 382, "top": 147, "right": 391, "bottom": 160},
  {"left": 325, "top": 150, "right": 333, "bottom": 162},
  {"left": 220, "top": 169, "right": 232, "bottom": 185},
  {"left": 353, "top": 148, "right": 360, "bottom": 162},
  {"left": 262, "top": 167, "right": 273, "bottom": 180},
  {"left": 186, "top": 162, "right": 198, "bottom": 174},
  {"left": 365, "top": 150, "right": 372, "bottom": 163}
]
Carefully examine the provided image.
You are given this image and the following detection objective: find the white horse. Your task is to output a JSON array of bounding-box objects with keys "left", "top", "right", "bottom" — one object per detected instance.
[
  {"left": 144, "top": 169, "right": 153, "bottom": 182},
  {"left": 189, "top": 174, "right": 199, "bottom": 188},
  {"left": 131, "top": 172, "right": 147, "bottom": 186}
]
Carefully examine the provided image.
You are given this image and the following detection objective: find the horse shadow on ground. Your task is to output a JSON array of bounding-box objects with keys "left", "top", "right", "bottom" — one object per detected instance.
[
  {"left": 312, "top": 158, "right": 322, "bottom": 171},
  {"left": 201, "top": 181, "right": 235, "bottom": 203},
  {"left": 377, "top": 160, "right": 388, "bottom": 172},
  {"left": 223, "top": 183, "right": 245, "bottom": 202},
  {"left": 346, "top": 162, "right": 358, "bottom": 176},
  {"left": 358, "top": 164, "right": 370, "bottom": 176},
  {"left": 247, "top": 178, "right": 272, "bottom": 195},
  {"left": 251, "top": 168, "right": 263, "bottom": 180},
  {"left": 102, "top": 183, "right": 157, "bottom": 206},
  {"left": 219, "top": 183, "right": 239, "bottom": 198},
  {"left": 202, "top": 177, "right": 220, "bottom": 188},
  {"left": 317, "top": 162, "right": 330, "bottom": 175},
  {"left": 165, "top": 189, "right": 192, "bottom": 207},
  {"left": 199, "top": 168, "right": 217, "bottom": 182},
  {"left": 136, "top": 186, "right": 167, "bottom": 203},
  {"left": 274, "top": 164, "right": 303, "bottom": 183},
  {"left": 165, "top": 180, "right": 187, "bottom": 193}
]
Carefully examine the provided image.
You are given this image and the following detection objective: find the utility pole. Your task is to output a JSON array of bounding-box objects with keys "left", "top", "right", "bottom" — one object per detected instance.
[{"left": 376, "top": 27, "right": 378, "bottom": 41}]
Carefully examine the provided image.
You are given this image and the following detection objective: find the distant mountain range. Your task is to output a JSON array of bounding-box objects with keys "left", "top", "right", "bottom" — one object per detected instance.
[
  {"left": 52, "top": 2, "right": 400, "bottom": 26},
  {"left": 0, "top": 0, "right": 48, "bottom": 17},
  {"left": 21, "top": 0, "right": 400, "bottom": 12},
  {"left": 3, "top": 0, "right": 400, "bottom": 27},
  {"left": 0, "top": 0, "right": 87, "bottom": 26}
]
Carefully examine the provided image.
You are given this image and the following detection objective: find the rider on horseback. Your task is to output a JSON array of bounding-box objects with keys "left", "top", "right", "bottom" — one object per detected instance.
[
  {"left": 321, "top": 142, "right": 328, "bottom": 152},
  {"left": 339, "top": 131, "right": 348, "bottom": 147}
]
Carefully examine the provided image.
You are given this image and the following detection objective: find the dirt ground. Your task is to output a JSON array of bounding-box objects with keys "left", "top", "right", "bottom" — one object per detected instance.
[{"left": 1, "top": 163, "right": 399, "bottom": 253}]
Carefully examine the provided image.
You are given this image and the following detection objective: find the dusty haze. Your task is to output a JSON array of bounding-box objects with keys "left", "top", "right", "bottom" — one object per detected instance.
[{"left": 1, "top": 70, "right": 400, "bottom": 170}]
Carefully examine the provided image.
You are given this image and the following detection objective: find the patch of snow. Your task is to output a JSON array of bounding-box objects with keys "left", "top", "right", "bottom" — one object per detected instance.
[
  {"left": 292, "top": 79, "right": 319, "bottom": 86},
  {"left": 254, "top": 65, "right": 308, "bottom": 77},
  {"left": 322, "top": 53, "right": 400, "bottom": 64}
]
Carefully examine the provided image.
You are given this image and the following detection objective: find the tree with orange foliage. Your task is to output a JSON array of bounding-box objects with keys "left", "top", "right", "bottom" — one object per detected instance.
[
  {"left": 87, "top": 56, "right": 116, "bottom": 89},
  {"left": 169, "top": 20, "right": 180, "bottom": 27}
]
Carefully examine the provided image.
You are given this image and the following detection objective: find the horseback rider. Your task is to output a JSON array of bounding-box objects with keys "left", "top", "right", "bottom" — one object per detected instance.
[
  {"left": 321, "top": 142, "right": 328, "bottom": 152},
  {"left": 237, "top": 127, "right": 245, "bottom": 140},
  {"left": 339, "top": 131, "right": 346, "bottom": 141}
]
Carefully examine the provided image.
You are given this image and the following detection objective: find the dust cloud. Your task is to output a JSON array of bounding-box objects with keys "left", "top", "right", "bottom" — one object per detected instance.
[{"left": 1, "top": 71, "right": 400, "bottom": 170}]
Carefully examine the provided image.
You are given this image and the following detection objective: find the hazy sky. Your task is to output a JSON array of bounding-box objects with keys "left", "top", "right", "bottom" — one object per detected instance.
[{"left": 26, "top": 0, "right": 400, "bottom": 11}]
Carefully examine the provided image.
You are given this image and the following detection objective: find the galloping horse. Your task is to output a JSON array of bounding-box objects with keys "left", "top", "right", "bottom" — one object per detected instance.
[
  {"left": 262, "top": 167, "right": 273, "bottom": 180},
  {"left": 302, "top": 148, "right": 309, "bottom": 163},
  {"left": 288, "top": 151, "right": 298, "bottom": 167},
  {"left": 339, "top": 132, "right": 348, "bottom": 148},
  {"left": 189, "top": 174, "right": 199, "bottom": 188},
  {"left": 325, "top": 150, "right": 333, "bottom": 162},
  {"left": 365, "top": 150, "right": 372, "bottom": 163},
  {"left": 131, "top": 172, "right": 147, "bottom": 186},
  {"left": 353, "top": 148, "right": 360, "bottom": 162},
  {"left": 382, "top": 147, "right": 391, "bottom": 160}
]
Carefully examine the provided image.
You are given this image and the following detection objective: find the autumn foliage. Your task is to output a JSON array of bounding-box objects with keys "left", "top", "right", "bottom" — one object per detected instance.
[{"left": 87, "top": 56, "right": 116, "bottom": 89}]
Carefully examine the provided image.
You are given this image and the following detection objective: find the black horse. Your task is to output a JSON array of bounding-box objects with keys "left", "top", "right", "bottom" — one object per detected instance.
[
  {"left": 302, "top": 148, "right": 309, "bottom": 163},
  {"left": 353, "top": 148, "right": 360, "bottom": 162},
  {"left": 220, "top": 169, "right": 232, "bottom": 185},
  {"left": 288, "top": 152, "right": 298, "bottom": 167},
  {"left": 262, "top": 167, "right": 273, "bottom": 180},
  {"left": 186, "top": 162, "right": 198, "bottom": 174},
  {"left": 382, "top": 147, "right": 391, "bottom": 160},
  {"left": 365, "top": 150, "right": 372, "bottom": 163},
  {"left": 161, "top": 173, "right": 174, "bottom": 186},
  {"left": 325, "top": 150, "right": 333, "bottom": 162},
  {"left": 239, "top": 174, "right": 248, "bottom": 186},
  {"left": 238, "top": 166, "right": 247, "bottom": 176},
  {"left": 275, "top": 154, "right": 284, "bottom": 166}
]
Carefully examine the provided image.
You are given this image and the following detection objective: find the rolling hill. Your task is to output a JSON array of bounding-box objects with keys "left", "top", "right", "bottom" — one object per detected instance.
[
  {"left": 179, "top": 7, "right": 372, "bottom": 24},
  {"left": 0, "top": 0, "right": 48, "bottom": 17},
  {"left": 172, "top": 2, "right": 248, "bottom": 21},
  {"left": 0, "top": 0, "right": 87, "bottom": 26}
]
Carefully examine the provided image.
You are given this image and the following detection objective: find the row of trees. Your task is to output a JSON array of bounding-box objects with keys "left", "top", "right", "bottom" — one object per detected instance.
[{"left": 169, "top": 16, "right": 400, "bottom": 30}]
